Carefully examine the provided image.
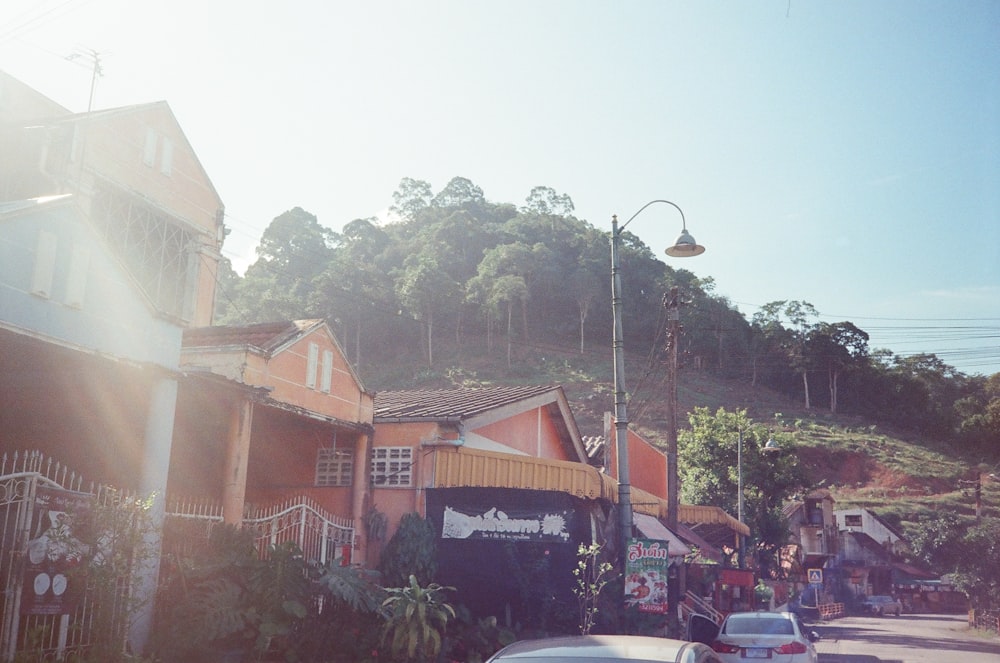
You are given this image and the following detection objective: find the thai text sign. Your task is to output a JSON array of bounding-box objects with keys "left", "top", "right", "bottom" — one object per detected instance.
[
  {"left": 441, "top": 506, "right": 571, "bottom": 542},
  {"left": 625, "top": 538, "right": 670, "bottom": 614}
]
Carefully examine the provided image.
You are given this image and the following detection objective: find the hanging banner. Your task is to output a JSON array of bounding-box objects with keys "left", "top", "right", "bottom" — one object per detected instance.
[
  {"left": 441, "top": 506, "right": 571, "bottom": 542},
  {"left": 625, "top": 538, "right": 671, "bottom": 614},
  {"left": 21, "top": 486, "right": 93, "bottom": 615}
]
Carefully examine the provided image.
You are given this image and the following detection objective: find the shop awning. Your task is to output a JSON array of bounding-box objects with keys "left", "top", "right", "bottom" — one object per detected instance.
[
  {"left": 633, "top": 513, "right": 691, "bottom": 557},
  {"left": 430, "top": 447, "right": 747, "bottom": 544}
]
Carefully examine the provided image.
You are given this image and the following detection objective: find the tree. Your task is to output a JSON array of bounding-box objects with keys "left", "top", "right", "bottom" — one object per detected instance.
[
  {"left": 678, "top": 407, "right": 808, "bottom": 576},
  {"left": 521, "top": 185, "right": 575, "bottom": 217},
  {"left": 465, "top": 242, "right": 535, "bottom": 350},
  {"left": 395, "top": 251, "right": 461, "bottom": 365},
  {"left": 225, "top": 207, "right": 336, "bottom": 323},
  {"left": 391, "top": 177, "right": 434, "bottom": 221},
  {"left": 907, "top": 513, "right": 1000, "bottom": 610},
  {"left": 807, "top": 321, "right": 870, "bottom": 413},
  {"left": 431, "top": 176, "right": 485, "bottom": 212},
  {"left": 378, "top": 513, "right": 439, "bottom": 588},
  {"left": 754, "top": 300, "right": 819, "bottom": 408},
  {"left": 490, "top": 274, "right": 529, "bottom": 368}
]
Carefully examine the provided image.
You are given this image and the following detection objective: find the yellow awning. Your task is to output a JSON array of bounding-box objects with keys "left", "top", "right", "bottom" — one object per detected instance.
[{"left": 429, "top": 447, "right": 748, "bottom": 538}]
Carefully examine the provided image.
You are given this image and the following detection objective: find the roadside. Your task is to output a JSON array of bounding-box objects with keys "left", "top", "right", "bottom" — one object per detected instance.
[{"left": 808, "top": 613, "right": 1000, "bottom": 663}]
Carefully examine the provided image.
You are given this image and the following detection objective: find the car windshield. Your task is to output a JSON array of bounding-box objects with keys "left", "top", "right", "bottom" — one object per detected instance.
[
  {"left": 870, "top": 596, "right": 892, "bottom": 603},
  {"left": 723, "top": 616, "right": 794, "bottom": 635}
]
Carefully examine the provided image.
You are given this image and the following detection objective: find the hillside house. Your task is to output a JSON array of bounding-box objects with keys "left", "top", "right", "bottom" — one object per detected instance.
[{"left": 173, "top": 320, "right": 374, "bottom": 561}]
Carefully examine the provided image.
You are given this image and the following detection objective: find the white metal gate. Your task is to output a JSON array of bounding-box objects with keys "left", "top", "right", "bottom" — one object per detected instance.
[{"left": 0, "top": 451, "right": 131, "bottom": 662}]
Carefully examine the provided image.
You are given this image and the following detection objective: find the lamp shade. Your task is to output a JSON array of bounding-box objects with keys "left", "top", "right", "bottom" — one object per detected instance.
[{"left": 665, "top": 229, "right": 705, "bottom": 257}]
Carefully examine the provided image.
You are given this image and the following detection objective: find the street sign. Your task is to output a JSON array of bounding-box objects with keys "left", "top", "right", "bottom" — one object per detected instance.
[{"left": 808, "top": 568, "right": 823, "bottom": 584}]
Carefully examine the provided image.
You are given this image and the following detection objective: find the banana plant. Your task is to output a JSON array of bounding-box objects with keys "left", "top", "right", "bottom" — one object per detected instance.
[{"left": 380, "top": 574, "right": 455, "bottom": 662}]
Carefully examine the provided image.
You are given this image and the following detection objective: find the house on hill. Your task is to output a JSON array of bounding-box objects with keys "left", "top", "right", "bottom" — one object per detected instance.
[{"left": 172, "top": 319, "right": 374, "bottom": 561}]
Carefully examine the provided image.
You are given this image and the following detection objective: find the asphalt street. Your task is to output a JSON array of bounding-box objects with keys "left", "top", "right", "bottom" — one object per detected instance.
[{"left": 810, "top": 613, "right": 1000, "bottom": 663}]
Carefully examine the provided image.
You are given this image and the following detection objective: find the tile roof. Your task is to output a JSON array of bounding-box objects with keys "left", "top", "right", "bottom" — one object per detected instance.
[
  {"left": 374, "top": 385, "right": 559, "bottom": 421},
  {"left": 182, "top": 320, "right": 323, "bottom": 354}
]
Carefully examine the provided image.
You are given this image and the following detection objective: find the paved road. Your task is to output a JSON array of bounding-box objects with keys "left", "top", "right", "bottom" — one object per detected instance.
[{"left": 810, "top": 613, "right": 1000, "bottom": 662}]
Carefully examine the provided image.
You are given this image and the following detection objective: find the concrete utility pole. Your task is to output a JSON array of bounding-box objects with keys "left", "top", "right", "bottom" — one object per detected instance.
[{"left": 664, "top": 286, "right": 681, "bottom": 638}]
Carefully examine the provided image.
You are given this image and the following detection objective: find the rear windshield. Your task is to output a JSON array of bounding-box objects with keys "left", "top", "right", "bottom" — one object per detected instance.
[{"left": 723, "top": 616, "right": 794, "bottom": 635}]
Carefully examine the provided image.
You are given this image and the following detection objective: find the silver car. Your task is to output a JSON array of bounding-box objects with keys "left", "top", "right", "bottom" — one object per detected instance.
[
  {"left": 484, "top": 634, "right": 725, "bottom": 663},
  {"left": 863, "top": 595, "right": 903, "bottom": 616}
]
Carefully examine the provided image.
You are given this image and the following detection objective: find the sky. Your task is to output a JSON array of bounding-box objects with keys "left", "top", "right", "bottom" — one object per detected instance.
[{"left": 2, "top": 0, "right": 998, "bottom": 376}]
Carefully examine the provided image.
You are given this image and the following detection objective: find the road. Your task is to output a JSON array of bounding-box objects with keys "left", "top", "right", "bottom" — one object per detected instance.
[{"left": 810, "top": 613, "right": 1000, "bottom": 662}]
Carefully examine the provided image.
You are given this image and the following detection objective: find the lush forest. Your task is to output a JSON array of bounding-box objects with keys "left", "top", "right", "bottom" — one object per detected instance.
[{"left": 214, "top": 176, "right": 1000, "bottom": 468}]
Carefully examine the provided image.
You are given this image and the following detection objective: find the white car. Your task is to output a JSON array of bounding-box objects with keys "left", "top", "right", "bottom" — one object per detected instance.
[
  {"left": 708, "top": 611, "right": 819, "bottom": 663},
  {"left": 484, "top": 634, "right": 725, "bottom": 663}
]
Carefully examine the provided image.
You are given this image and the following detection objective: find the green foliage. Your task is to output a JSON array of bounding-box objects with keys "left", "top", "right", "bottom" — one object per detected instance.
[
  {"left": 377, "top": 513, "right": 438, "bottom": 588},
  {"left": 907, "top": 514, "right": 1000, "bottom": 610},
  {"left": 154, "top": 529, "right": 312, "bottom": 661},
  {"left": 58, "top": 489, "right": 159, "bottom": 663},
  {"left": 380, "top": 575, "right": 456, "bottom": 662},
  {"left": 443, "top": 606, "right": 517, "bottom": 663},
  {"left": 571, "top": 543, "right": 614, "bottom": 635},
  {"left": 290, "top": 564, "right": 385, "bottom": 663}
]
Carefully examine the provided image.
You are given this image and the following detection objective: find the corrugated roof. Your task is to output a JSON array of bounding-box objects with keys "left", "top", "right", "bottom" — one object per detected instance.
[
  {"left": 374, "top": 385, "right": 559, "bottom": 421},
  {"left": 183, "top": 320, "right": 323, "bottom": 353},
  {"left": 428, "top": 447, "right": 747, "bottom": 542}
]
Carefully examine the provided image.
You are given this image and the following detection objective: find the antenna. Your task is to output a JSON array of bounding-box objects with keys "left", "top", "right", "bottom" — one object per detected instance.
[{"left": 66, "top": 47, "right": 105, "bottom": 112}]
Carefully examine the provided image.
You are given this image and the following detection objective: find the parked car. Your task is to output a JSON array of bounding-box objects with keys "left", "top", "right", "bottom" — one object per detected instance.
[
  {"left": 862, "top": 595, "right": 903, "bottom": 616},
  {"left": 483, "top": 634, "right": 725, "bottom": 663},
  {"left": 708, "top": 611, "right": 819, "bottom": 663}
]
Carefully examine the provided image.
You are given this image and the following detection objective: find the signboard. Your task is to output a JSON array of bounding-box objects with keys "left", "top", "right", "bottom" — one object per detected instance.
[
  {"left": 441, "top": 506, "right": 571, "bottom": 542},
  {"left": 21, "top": 487, "right": 93, "bottom": 615},
  {"left": 624, "top": 539, "right": 670, "bottom": 614},
  {"left": 807, "top": 568, "right": 823, "bottom": 585}
]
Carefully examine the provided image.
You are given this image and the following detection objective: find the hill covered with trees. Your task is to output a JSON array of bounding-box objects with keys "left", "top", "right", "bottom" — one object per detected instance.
[{"left": 214, "top": 175, "right": 1000, "bottom": 467}]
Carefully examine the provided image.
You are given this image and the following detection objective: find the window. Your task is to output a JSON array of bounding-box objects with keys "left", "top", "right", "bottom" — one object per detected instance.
[
  {"left": 315, "top": 448, "right": 353, "bottom": 487},
  {"left": 143, "top": 128, "right": 157, "bottom": 166},
  {"left": 320, "top": 350, "right": 333, "bottom": 393},
  {"left": 65, "top": 245, "right": 91, "bottom": 308},
  {"left": 31, "top": 230, "right": 57, "bottom": 298},
  {"left": 160, "top": 137, "right": 173, "bottom": 175},
  {"left": 844, "top": 514, "right": 863, "bottom": 527},
  {"left": 371, "top": 447, "right": 413, "bottom": 487},
  {"left": 306, "top": 342, "right": 319, "bottom": 389}
]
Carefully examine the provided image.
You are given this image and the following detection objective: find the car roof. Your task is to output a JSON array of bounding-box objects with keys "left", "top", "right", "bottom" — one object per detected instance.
[{"left": 488, "top": 634, "right": 709, "bottom": 661}]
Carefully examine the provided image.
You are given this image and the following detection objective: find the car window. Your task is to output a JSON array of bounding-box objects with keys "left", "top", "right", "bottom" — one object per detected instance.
[{"left": 723, "top": 616, "right": 794, "bottom": 635}]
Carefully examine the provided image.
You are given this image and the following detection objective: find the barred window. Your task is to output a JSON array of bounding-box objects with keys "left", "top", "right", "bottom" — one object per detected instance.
[
  {"left": 316, "top": 448, "right": 353, "bottom": 487},
  {"left": 371, "top": 447, "right": 413, "bottom": 487}
]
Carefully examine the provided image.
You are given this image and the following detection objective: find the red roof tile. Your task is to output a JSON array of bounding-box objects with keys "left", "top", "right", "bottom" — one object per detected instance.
[{"left": 374, "top": 385, "right": 559, "bottom": 421}]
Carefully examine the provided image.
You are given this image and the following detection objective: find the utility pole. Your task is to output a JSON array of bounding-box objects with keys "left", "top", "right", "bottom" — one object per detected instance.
[{"left": 664, "top": 286, "right": 681, "bottom": 638}]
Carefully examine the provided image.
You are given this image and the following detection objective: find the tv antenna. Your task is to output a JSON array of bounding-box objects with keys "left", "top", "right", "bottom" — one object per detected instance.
[{"left": 66, "top": 47, "right": 105, "bottom": 112}]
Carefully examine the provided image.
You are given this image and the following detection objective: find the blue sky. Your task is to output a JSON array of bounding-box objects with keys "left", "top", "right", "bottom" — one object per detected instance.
[{"left": 2, "top": 1, "right": 998, "bottom": 375}]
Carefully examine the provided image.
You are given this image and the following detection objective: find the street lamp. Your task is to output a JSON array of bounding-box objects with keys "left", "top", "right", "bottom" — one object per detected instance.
[{"left": 611, "top": 199, "right": 704, "bottom": 632}]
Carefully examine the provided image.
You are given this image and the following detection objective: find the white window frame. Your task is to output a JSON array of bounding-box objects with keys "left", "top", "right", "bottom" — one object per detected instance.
[
  {"left": 160, "top": 136, "right": 173, "bottom": 175},
  {"left": 306, "top": 342, "right": 319, "bottom": 389},
  {"left": 371, "top": 447, "right": 413, "bottom": 487},
  {"left": 320, "top": 350, "right": 333, "bottom": 393},
  {"left": 315, "top": 448, "right": 353, "bottom": 487},
  {"left": 31, "top": 230, "right": 58, "bottom": 298},
  {"left": 143, "top": 128, "right": 157, "bottom": 167}
]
